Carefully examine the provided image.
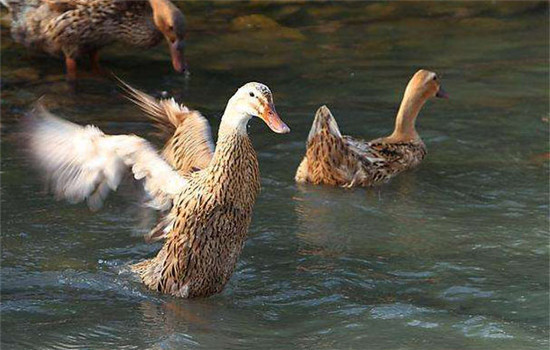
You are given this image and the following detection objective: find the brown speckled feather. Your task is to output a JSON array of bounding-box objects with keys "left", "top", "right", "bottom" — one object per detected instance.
[{"left": 364, "top": 139, "right": 426, "bottom": 170}]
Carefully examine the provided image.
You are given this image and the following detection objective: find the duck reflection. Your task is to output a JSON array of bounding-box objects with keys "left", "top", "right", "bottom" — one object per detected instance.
[
  {"left": 138, "top": 298, "right": 212, "bottom": 337},
  {"left": 294, "top": 186, "right": 356, "bottom": 258},
  {"left": 293, "top": 175, "right": 432, "bottom": 262}
]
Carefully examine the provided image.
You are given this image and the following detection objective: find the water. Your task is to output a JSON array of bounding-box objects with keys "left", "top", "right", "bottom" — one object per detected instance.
[{"left": 1, "top": 2, "right": 548, "bottom": 349}]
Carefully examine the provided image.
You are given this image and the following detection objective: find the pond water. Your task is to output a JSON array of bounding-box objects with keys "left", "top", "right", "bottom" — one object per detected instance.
[{"left": 1, "top": 2, "right": 548, "bottom": 349}]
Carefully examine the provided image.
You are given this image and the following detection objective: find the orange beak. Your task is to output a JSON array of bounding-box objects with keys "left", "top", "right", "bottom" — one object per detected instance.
[{"left": 260, "top": 103, "right": 290, "bottom": 134}]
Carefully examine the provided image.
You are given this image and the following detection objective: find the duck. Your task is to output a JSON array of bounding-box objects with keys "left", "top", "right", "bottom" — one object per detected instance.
[
  {"left": 23, "top": 81, "right": 290, "bottom": 298},
  {"left": 295, "top": 69, "right": 448, "bottom": 187},
  {"left": 2, "top": 0, "right": 187, "bottom": 80}
]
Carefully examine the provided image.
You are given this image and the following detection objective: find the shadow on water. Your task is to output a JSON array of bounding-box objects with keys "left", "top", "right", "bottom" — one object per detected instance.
[{"left": 1, "top": 2, "right": 549, "bottom": 349}]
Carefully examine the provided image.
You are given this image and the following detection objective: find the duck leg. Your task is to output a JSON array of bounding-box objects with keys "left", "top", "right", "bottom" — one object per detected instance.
[
  {"left": 65, "top": 56, "right": 78, "bottom": 81},
  {"left": 89, "top": 50, "right": 104, "bottom": 75}
]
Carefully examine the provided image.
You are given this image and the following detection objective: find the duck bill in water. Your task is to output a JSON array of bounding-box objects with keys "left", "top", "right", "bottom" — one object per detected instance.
[
  {"left": 436, "top": 85, "right": 449, "bottom": 99},
  {"left": 260, "top": 103, "right": 290, "bottom": 134},
  {"left": 169, "top": 40, "right": 187, "bottom": 73}
]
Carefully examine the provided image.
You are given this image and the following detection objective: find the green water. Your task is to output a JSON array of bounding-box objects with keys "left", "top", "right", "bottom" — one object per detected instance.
[{"left": 1, "top": 2, "right": 549, "bottom": 349}]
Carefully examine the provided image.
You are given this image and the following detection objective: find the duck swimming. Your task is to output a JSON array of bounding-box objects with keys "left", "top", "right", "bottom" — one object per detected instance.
[
  {"left": 295, "top": 69, "right": 447, "bottom": 187},
  {"left": 24, "top": 81, "right": 290, "bottom": 298},
  {"left": 2, "top": 0, "right": 187, "bottom": 80}
]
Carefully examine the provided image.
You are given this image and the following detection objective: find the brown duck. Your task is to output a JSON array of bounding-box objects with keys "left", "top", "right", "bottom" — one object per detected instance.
[
  {"left": 24, "top": 81, "right": 290, "bottom": 298},
  {"left": 3, "top": 0, "right": 186, "bottom": 79},
  {"left": 295, "top": 69, "right": 448, "bottom": 187}
]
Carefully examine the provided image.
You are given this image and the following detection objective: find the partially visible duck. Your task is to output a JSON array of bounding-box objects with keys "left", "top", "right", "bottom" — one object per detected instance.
[
  {"left": 23, "top": 81, "right": 290, "bottom": 298},
  {"left": 295, "top": 69, "right": 448, "bottom": 187},
  {"left": 3, "top": 0, "right": 187, "bottom": 80}
]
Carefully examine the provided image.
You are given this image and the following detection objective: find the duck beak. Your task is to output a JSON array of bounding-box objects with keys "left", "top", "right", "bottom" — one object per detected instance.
[
  {"left": 261, "top": 103, "right": 290, "bottom": 134},
  {"left": 436, "top": 85, "right": 449, "bottom": 99},
  {"left": 169, "top": 40, "right": 187, "bottom": 73}
]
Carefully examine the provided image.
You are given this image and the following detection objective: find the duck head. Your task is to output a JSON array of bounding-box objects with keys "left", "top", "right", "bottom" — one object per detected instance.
[
  {"left": 223, "top": 82, "right": 290, "bottom": 134},
  {"left": 150, "top": 0, "right": 187, "bottom": 72},
  {"left": 407, "top": 69, "right": 448, "bottom": 100}
]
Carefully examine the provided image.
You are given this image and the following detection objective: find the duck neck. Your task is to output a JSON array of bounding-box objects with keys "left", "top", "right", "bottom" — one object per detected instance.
[
  {"left": 388, "top": 89, "right": 426, "bottom": 142},
  {"left": 211, "top": 101, "right": 256, "bottom": 171},
  {"left": 218, "top": 101, "right": 251, "bottom": 137},
  {"left": 148, "top": 0, "right": 177, "bottom": 15},
  {"left": 208, "top": 106, "right": 260, "bottom": 203},
  {"left": 214, "top": 116, "right": 253, "bottom": 171},
  {"left": 210, "top": 129, "right": 255, "bottom": 175}
]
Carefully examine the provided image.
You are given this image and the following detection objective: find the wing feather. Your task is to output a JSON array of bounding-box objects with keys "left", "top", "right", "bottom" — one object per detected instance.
[{"left": 24, "top": 103, "right": 187, "bottom": 211}]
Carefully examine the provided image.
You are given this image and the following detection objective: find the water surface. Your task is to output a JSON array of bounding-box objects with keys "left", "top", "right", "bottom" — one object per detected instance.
[{"left": 1, "top": 2, "right": 549, "bottom": 349}]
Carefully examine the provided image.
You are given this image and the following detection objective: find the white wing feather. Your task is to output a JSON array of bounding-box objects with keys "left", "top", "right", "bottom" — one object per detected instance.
[{"left": 25, "top": 104, "right": 187, "bottom": 211}]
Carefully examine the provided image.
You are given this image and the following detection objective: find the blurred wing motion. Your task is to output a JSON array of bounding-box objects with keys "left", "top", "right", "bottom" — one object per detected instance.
[
  {"left": 117, "top": 78, "right": 214, "bottom": 174},
  {"left": 24, "top": 103, "right": 188, "bottom": 211}
]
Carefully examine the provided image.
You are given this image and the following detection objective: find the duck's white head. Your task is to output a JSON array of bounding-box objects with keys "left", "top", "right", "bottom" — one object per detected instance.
[{"left": 223, "top": 82, "right": 290, "bottom": 134}]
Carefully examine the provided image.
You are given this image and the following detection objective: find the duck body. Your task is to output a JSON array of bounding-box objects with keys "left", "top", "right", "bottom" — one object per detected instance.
[
  {"left": 7, "top": 1, "right": 158, "bottom": 57},
  {"left": 24, "top": 81, "right": 289, "bottom": 298},
  {"left": 296, "top": 69, "right": 446, "bottom": 187},
  {"left": 295, "top": 106, "right": 426, "bottom": 187},
  {"left": 134, "top": 132, "right": 261, "bottom": 298},
  {"left": 4, "top": 0, "right": 186, "bottom": 77}
]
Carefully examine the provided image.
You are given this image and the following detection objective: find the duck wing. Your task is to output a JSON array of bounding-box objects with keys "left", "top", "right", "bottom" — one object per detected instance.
[
  {"left": 118, "top": 79, "right": 215, "bottom": 175},
  {"left": 367, "top": 140, "right": 426, "bottom": 169},
  {"left": 23, "top": 103, "right": 188, "bottom": 212},
  {"left": 343, "top": 136, "right": 386, "bottom": 163}
]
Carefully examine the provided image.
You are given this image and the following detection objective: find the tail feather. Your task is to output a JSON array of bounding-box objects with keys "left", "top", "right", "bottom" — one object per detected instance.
[
  {"left": 116, "top": 76, "right": 215, "bottom": 174},
  {"left": 307, "top": 105, "right": 342, "bottom": 142}
]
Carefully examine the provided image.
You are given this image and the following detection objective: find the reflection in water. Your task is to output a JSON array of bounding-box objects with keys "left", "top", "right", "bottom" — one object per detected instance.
[
  {"left": 138, "top": 299, "right": 208, "bottom": 340},
  {"left": 294, "top": 172, "right": 434, "bottom": 258},
  {"left": 294, "top": 186, "right": 355, "bottom": 257},
  {"left": 1, "top": 2, "right": 549, "bottom": 349}
]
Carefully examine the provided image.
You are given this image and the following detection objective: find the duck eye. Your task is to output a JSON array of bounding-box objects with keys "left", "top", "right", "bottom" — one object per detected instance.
[
  {"left": 249, "top": 92, "right": 255, "bottom": 97},
  {"left": 433, "top": 75, "right": 437, "bottom": 81}
]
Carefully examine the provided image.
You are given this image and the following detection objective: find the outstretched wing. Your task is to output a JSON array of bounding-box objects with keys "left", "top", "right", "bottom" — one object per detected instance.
[
  {"left": 117, "top": 78, "right": 215, "bottom": 174},
  {"left": 24, "top": 103, "right": 188, "bottom": 211}
]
